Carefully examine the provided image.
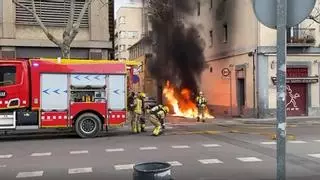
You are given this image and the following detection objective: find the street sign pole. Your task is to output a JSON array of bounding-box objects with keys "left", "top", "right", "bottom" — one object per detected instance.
[{"left": 276, "top": 0, "right": 287, "bottom": 179}]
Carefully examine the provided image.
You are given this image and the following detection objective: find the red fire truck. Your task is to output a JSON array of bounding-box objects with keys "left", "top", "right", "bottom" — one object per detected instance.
[{"left": 0, "top": 58, "right": 139, "bottom": 138}]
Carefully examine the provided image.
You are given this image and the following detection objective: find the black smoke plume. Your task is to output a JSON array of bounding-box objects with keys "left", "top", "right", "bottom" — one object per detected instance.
[{"left": 147, "top": 0, "right": 205, "bottom": 93}]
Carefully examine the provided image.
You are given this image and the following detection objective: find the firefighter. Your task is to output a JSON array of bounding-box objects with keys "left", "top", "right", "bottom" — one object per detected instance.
[
  {"left": 133, "top": 93, "right": 143, "bottom": 133},
  {"left": 139, "top": 92, "right": 147, "bottom": 132},
  {"left": 196, "top": 91, "right": 207, "bottom": 122},
  {"left": 148, "top": 105, "right": 169, "bottom": 136},
  {"left": 127, "top": 91, "right": 136, "bottom": 133}
]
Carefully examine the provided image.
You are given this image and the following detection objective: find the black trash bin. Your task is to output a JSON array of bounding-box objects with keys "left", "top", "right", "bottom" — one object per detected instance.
[{"left": 133, "top": 162, "right": 172, "bottom": 180}]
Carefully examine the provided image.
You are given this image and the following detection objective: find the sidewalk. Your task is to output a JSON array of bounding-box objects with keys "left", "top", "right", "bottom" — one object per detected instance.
[{"left": 166, "top": 115, "right": 320, "bottom": 126}]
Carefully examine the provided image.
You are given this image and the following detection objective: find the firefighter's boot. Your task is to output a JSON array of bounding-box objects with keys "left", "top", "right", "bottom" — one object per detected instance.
[
  {"left": 141, "top": 124, "right": 146, "bottom": 132},
  {"left": 152, "top": 126, "right": 162, "bottom": 136},
  {"left": 136, "top": 123, "right": 141, "bottom": 133}
]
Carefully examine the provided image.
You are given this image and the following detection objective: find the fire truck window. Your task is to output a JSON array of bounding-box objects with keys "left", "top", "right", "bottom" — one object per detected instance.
[{"left": 0, "top": 66, "right": 16, "bottom": 86}]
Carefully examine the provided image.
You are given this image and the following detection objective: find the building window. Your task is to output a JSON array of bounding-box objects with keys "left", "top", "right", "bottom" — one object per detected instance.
[
  {"left": 128, "top": 31, "right": 138, "bottom": 39},
  {"left": 119, "top": 31, "right": 126, "bottom": 38},
  {"left": 119, "top": 16, "right": 126, "bottom": 24},
  {"left": 209, "top": 30, "right": 213, "bottom": 46},
  {"left": 197, "top": 1, "right": 201, "bottom": 16},
  {"left": 15, "top": 0, "right": 88, "bottom": 27},
  {"left": 0, "top": 66, "right": 16, "bottom": 87},
  {"left": 120, "top": 45, "right": 126, "bottom": 51},
  {"left": 223, "top": 24, "right": 228, "bottom": 43}
]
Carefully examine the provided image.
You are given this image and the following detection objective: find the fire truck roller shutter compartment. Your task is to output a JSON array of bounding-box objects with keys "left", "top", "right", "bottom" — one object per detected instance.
[
  {"left": 40, "top": 74, "right": 68, "bottom": 111},
  {"left": 70, "top": 74, "right": 107, "bottom": 88},
  {"left": 108, "top": 75, "right": 126, "bottom": 110},
  {"left": 107, "top": 75, "right": 127, "bottom": 125}
]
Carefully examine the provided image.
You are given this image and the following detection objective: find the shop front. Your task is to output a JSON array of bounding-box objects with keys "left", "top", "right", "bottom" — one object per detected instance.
[{"left": 271, "top": 67, "right": 318, "bottom": 116}]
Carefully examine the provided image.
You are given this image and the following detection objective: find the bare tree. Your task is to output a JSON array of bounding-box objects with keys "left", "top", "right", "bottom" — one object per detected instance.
[
  {"left": 13, "top": 0, "right": 94, "bottom": 58},
  {"left": 309, "top": 0, "right": 320, "bottom": 23}
]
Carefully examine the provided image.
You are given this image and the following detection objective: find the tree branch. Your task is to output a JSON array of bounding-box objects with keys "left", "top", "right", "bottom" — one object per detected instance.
[
  {"left": 13, "top": 0, "right": 62, "bottom": 47},
  {"left": 309, "top": 15, "right": 320, "bottom": 24},
  {"left": 64, "top": 0, "right": 75, "bottom": 39},
  {"left": 68, "top": 0, "right": 93, "bottom": 44}
]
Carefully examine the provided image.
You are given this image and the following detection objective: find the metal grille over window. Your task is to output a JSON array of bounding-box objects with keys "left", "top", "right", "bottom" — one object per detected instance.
[{"left": 15, "top": 0, "right": 89, "bottom": 27}]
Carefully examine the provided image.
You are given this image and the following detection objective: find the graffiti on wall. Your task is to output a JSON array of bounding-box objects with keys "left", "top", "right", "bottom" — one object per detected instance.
[{"left": 286, "top": 85, "right": 300, "bottom": 111}]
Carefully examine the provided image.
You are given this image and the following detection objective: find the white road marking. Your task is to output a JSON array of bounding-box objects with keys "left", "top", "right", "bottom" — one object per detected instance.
[
  {"left": 0, "top": 165, "right": 6, "bottom": 168},
  {"left": 70, "top": 150, "right": 89, "bottom": 155},
  {"left": 31, "top": 152, "right": 52, "bottom": 157},
  {"left": 237, "top": 157, "right": 263, "bottom": 162},
  {"left": 308, "top": 154, "right": 320, "bottom": 158},
  {"left": 202, "top": 144, "right": 221, "bottom": 147},
  {"left": 198, "top": 159, "right": 223, "bottom": 164},
  {"left": 68, "top": 167, "right": 93, "bottom": 174},
  {"left": 288, "top": 140, "right": 307, "bottom": 144},
  {"left": 0, "top": 154, "right": 13, "bottom": 159},
  {"left": 114, "top": 164, "right": 134, "bottom": 170},
  {"left": 139, "top": 147, "right": 158, "bottom": 150},
  {"left": 16, "top": 171, "right": 44, "bottom": 178},
  {"left": 171, "top": 145, "right": 190, "bottom": 149},
  {"left": 313, "top": 140, "right": 320, "bottom": 142},
  {"left": 261, "top": 142, "right": 276, "bottom": 145},
  {"left": 167, "top": 161, "right": 183, "bottom": 166},
  {"left": 106, "top": 148, "right": 124, "bottom": 152}
]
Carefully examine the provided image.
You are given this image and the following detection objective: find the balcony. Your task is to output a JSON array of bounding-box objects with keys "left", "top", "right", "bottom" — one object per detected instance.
[{"left": 287, "top": 28, "right": 316, "bottom": 47}]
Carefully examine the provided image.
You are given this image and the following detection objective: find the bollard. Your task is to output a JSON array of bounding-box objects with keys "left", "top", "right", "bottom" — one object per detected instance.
[{"left": 133, "top": 162, "right": 172, "bottom": 180}]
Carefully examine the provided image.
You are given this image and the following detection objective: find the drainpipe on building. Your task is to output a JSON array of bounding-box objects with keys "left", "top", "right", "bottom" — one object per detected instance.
[{"left": 249, "top": 49, "right": 258, "bottom": 118}]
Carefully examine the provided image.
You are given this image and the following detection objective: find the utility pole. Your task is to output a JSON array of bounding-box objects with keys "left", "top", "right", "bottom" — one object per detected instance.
[{"left": 276, "top": 0, "right": 287, "bottom": 179}]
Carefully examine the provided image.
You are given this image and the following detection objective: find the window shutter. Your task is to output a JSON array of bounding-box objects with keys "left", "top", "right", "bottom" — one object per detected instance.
[{"left": 15, "top": 0, "right": 89, "bottom": 27}]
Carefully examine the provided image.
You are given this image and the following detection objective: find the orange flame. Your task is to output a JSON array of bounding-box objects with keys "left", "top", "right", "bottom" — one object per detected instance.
[{"left": 162, "top": 81, "right": 214, "bottom": 119}]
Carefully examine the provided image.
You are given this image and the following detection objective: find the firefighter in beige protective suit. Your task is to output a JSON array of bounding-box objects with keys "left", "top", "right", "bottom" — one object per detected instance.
[
  {"left": 127, "top": 91, "right": 136, "bottom": 132},
  {"left": 196, "top": 91, "right": 207, "bottom": 122},
  {"left": 132, "top": 93, "right": 143, "bottom": 133},
  {"left": 148, "top": 105, "right": 169, "bottom": 136},
  {"left": 139, "top": 92, "right": 147, "bottom": 132}
]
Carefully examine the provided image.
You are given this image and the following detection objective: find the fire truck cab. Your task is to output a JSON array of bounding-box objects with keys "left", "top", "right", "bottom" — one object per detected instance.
[{"left": 0, "top": 58, "right": 138, "bottom": 138}]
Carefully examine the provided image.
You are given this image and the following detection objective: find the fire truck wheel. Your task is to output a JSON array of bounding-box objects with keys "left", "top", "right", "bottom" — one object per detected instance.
[{"left": 75, "top": 113, "right": 102, "bottom": 138}]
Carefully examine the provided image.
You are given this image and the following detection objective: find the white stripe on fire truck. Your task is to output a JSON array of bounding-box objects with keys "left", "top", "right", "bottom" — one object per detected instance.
[
  {"left": 0, "top": 101, "right": 2, "bottom": 104},
  {"left": 4, "top": 101, "right": 8, "bottom": 104},
  {"left": 41, "top": 116, "right": 69, "bottom": 120}
]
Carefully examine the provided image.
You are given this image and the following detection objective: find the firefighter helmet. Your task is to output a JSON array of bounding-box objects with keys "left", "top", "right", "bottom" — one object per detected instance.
[
  {"left": 139, "top": 92, "right": 146, "bottom": 98},
  {"left": 163, "top": 106, "right": 169, "bottom": 113}
]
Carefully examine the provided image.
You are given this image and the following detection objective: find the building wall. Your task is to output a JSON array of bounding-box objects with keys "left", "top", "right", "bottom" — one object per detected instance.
[
  {"left": 128, "top": 37, "right": 158, "bottom": 98},
  {"left": 267, "top": 54, "right": 320, "bottom": 116},
  {"left": 196, "top": 0, "right": 257, "bottom": 117},
  {"left": 115, "top": 4, "right": 143, "bottom": 60},
  {"left": 197, "top": 0, "right": 320, "bottom": 118},
  {"left": 202, "top": 54, "right": 254, "bottom": 117},
  {"left": 0, "top": 0, "right": 113, "bottom": 59}
]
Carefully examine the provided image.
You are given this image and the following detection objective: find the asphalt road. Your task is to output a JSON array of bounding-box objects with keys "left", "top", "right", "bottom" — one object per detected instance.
[{"left": 0, "top": 122, "right": 320, "bottom": 180}]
